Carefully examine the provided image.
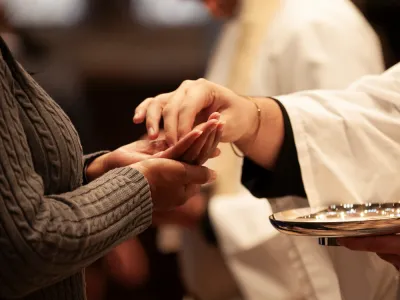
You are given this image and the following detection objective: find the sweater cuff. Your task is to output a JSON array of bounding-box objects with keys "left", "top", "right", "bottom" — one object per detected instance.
[
  {"left": 82, "top": 151, "right": 110, "bottom": 185},
  {"left": 104, "top": 166, "right": 153, "bottom": 230}
]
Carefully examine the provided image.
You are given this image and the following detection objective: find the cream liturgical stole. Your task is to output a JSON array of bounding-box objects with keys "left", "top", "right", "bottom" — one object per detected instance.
[
  {"left": 207, "top": 0, "right": 281, "bottom": 196},
  {"left": 178, "top": 2, "right": 284, "bottom": 300},
  {"left": 159, "top": 1, "right": 281, "bottom": 258}
]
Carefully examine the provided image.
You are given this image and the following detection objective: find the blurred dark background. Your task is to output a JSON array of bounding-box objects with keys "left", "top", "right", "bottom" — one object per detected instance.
[
  {"left": 5, "top": 1, "right": 220, "bottom": 299},
  {"left": 2, "top": 0, "right": 399, "bottom": 299}
]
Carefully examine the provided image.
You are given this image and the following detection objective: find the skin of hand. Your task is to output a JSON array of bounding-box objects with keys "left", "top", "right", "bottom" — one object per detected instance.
[
  {"left": 131, "top": 158, "right": 216, "bottom": 211},
  {"left": 338, "top": 236, "right": 400, "bottom": 270},
  {"left": 152, "top": 192, "right": 207, "bottom": 229},
  {"left": 133, "top": 79, "right": 255, "bottom": 146},
  {"left": 133, "top": 78, "right": 285, "bottom": 170},
  {"left": 86, "top": 116, "right": 224, "bottom": 182}
]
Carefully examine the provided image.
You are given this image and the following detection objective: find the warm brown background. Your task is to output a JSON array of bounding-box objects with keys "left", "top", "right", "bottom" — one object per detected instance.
[{"left": 6, "top": 0, "right": 400, "bottom": 299}]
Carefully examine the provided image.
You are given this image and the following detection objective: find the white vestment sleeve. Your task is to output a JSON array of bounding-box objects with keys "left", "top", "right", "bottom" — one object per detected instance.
[{"left": 278, "top": 63, "right": 400, "bottom": 208}]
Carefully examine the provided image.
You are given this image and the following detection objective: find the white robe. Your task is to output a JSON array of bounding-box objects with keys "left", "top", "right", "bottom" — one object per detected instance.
[
  {"left": 180, "top": 1, "right": 399, "bottom": 300},
  {"left": 277, "top": 60, "right": 400, "bottom": 300}
]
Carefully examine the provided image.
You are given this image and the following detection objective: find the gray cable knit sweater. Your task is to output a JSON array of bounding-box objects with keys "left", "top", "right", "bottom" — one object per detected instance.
[{"left": 0, "top": 38, "right": 153, "bottom": 299}]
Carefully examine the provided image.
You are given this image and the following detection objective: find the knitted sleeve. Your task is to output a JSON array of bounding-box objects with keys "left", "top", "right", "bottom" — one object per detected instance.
[
  {"left": 0, "top": 73, "right": 153, "bottom": 298},
  {"left": 82, "top": 151, "right": 110, "bottom": 185}
]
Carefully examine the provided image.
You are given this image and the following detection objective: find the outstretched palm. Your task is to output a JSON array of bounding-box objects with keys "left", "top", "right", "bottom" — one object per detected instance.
[
  {"left": 104, "top": 139, "right": 170, "bottom": 171},
  {"left": 104, "top": 115, "right": 223, "bottom": 173}
]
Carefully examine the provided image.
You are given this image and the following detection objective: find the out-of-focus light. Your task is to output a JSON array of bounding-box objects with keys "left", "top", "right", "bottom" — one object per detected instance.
[
  {"left": 3, "top": 0, "right": 87, "bottom": 27},
  {"left": 132, "top": 0, "right": 210, "bottom": 27}
]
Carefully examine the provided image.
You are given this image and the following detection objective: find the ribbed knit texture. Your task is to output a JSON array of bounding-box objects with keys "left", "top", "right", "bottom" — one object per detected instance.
[{"left": 0, "top": 38, "right": 153, "bottom": 299}]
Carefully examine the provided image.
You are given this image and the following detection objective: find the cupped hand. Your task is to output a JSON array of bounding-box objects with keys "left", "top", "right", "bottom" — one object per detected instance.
[
  {"left": 338, "top": 235, "right": 400, "bottom": 270},
  {"left": 131, "top": 158, "right": 216, "bottom": 211},
  {"left": 133, "top": 79, "right": 256, "bottom": 146},
  {"left": 152, "top": 192, "right": 207, "bottom": 229},
  {"left": 156, "top": 112, "right": 224, "bottom": 165},
  {"left": 86, "top": 117, "right": 224, "bottom": 182}
]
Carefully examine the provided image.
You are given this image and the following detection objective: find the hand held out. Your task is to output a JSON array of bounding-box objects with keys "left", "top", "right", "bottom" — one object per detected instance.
[{"left": 131, "top": 158, "right": 216, "bottom": 211}]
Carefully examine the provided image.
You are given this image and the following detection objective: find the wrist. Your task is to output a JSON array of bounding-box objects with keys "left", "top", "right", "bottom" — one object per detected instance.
[
  {"left": 235, "top": 97, "right": 284, "bottom": 169},
  {"left": 86, "top": 153, "right": 110, "bottom": 182},
  {"left": 235, "top": 97, "right": 261, "bottom": 153}
]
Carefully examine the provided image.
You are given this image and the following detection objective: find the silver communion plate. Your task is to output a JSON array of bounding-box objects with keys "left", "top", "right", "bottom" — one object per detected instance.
[{"left": 269, "top": 203, "right": 400, "bottom": 241}]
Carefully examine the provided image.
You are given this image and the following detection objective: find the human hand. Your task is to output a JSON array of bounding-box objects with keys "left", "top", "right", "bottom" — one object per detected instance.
[
  {"left": 132, "top": 158, "right": 216, "bottom": 211},
  {"left": 86, "top": 117, "right": 223, "bottom": 181},
  {"left": 155, "top": 113, "right": 224, "bottom": 165},
  {"left": 152, "top": 192, "right": 207, "bottom": 229},
  {"left": 338, "top": 235, "right": 400, "bottom": 270},
  {"left": 133, "top": 79, "right": 258, "bottom": 147}
]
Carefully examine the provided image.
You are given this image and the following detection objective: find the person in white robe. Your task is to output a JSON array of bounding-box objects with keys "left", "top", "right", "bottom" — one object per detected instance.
[
  {"left": 136, "top": 62, "right": 400, "bottom": 299},
  {"left": 136, "top": 1, "right": 400, "bottom": 299}
]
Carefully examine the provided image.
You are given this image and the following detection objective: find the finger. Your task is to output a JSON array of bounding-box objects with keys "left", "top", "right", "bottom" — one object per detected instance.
[
  {"left": 133, "top": 98, "right": 152, "bottom": 124},
  {"left": 177, "top": 80, "right": 216, "bottom": 141},
  {"left": 184, "top": 184, "right": 201, "bottom": 200},
  {"left": 155, "top": 129, "right": 203, "bottom": 160},
  {"left": 194, "top": 126, "right": 217, "bottom": 165},
  {"left": 181, "top": 120, "right": 219, "bottom": 163},
  {"left": 210, "top": 147, "right": 221, "bottom": 158},
  {"left": 146, "top": 101, "right": 163, "bottom": 139},
  {"left": 212, "top": 121, "right": 224, "bottom": 147},
  {"left": 196, "top": 121, "right": 224, "bottom": 165},
  {"left": 145, "top": 93, "right": 171, "bottom": 137},
  {"left": 134, "top": 93, "right": 172, "bottom": 124},
  {"left": 163, "top": 92, "right": 184, "bottom": 146},
  {"left": 338, "top": 235, "right": 400, "bottom": 254},
  {"left": 193, "top": 114, "right": 220, "bottom": 132},
  {"left": 177, "top": 87, "right": 206, "bottom": 141},
  {"left": 182, "top": 164, "right": 217, "bottom": 185},
  {"left": 161, "top": 81, "right": 195, "bottom": 145},
  {"left": 208, "top": 112, "right": 221, "bottom": 121}
]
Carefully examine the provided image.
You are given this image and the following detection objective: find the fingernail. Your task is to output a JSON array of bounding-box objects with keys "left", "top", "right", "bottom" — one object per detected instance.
[
  {"left": 154, "top": 151, "right": 164, "bottom": 158},
  {"left": 194, "top": 130, "right": 203, "bottom": 136},
  {"left": 207, "top": 170, "right": 217, "bottom": 183},
  {"left": 148, "top": 127, "right": 155, "bottom": 136},
  {"left": 209, "top": 112, "right": 221, "bottom": 120}
]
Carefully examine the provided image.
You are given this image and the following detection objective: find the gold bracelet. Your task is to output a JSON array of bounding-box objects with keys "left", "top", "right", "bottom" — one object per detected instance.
[
  {"left": 230, "top": 142, "right": 245, "bottom": 158},
  {"left": 230, "top": 96, "right": 262, "bottom": 158}
]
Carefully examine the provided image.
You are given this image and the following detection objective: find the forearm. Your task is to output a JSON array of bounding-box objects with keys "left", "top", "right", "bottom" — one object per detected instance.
[
  {"left": 83, "top": 151, "right": 110, "bottom": 183},
  {"left": 0, "top": 166, "right": 152, "bottom": 298},
  {"left": 235, "top": 97, "right": 285, "bottom": 170}
]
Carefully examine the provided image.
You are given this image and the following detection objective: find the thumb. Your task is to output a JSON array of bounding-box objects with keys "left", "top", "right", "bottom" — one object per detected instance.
[{"left": 183, "top": 164, "right": 217, "bottom": 185}]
